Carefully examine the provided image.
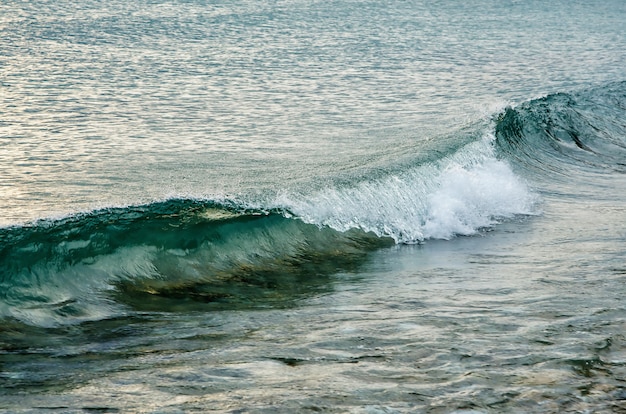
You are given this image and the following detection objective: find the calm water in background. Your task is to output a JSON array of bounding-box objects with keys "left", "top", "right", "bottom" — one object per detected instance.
[
  {"left": 2, "top": 0, "right": 624, "bottom": 224},
  {"left": 1, "top": 0, "right": 626, "bottom": 412}
]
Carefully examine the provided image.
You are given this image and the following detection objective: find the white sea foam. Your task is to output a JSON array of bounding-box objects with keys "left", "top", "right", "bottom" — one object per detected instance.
[{"left": 276, "top": 135, "right": 539, "bottom": 243}]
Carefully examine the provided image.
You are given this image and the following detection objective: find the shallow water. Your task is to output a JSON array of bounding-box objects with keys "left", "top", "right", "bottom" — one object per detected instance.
[{"left": 2, "top": 198, "right": 625, "bottom": 412}]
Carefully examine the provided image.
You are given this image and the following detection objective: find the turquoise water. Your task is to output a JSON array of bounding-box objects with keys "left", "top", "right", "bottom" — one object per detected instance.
[{"left": 1, "top": 0, "right": 626, "bottom": 412}]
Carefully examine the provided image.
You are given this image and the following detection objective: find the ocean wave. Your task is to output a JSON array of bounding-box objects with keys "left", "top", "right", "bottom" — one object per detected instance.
[
  {"left": 0, "top": 135, "right": 537, "bottom": 326},
  {"left": 5, "top": 81, "right": 624, "bottom": 327}
]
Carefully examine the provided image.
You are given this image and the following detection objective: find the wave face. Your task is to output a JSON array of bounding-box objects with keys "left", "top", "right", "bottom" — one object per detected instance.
[
  {"left": 0, "top": 200, "right": 392, "bottom": 326},
  {"left": 4, "top": 81, "right": 625, "bottom": 327}
]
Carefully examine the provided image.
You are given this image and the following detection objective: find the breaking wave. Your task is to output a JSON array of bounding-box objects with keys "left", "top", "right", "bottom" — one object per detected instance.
[{"left": 4, "top": 81, "right": 624, "bottom": 327}]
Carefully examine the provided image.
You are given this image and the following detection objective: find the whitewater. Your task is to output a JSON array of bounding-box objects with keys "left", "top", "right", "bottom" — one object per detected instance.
[{"left": 1, "top": 0, "right": 626, "bottom": 412}]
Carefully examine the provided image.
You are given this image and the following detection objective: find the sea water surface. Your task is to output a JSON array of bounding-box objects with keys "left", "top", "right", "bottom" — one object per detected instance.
[{"left": 1, "top": 0, "right": 626, "bottom": 412}]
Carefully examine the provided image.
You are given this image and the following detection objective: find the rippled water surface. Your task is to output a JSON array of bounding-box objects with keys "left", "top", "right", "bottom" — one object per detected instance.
[{"left": 2, "top": 0, "right": 625, "bottom": 223}]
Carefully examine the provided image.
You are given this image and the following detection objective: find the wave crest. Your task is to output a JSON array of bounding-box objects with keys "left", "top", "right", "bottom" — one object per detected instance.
[{"left": 275, "top": 136, "right": 538, "bottom": 243}]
